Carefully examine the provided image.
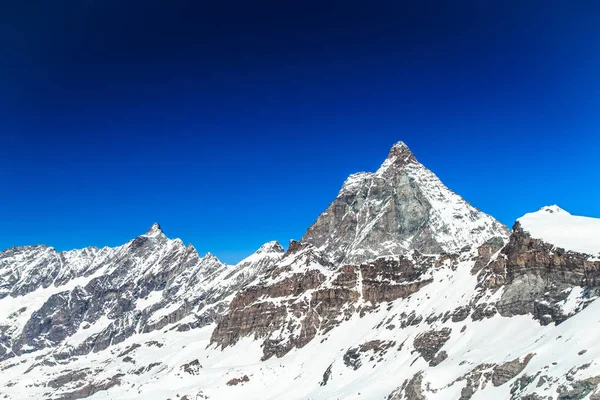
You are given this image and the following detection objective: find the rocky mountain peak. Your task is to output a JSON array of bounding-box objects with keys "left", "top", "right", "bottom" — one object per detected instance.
[
  {"left": 255, "top": 240, "right": 284, "bottom": 254},
  {"left": 143, "top": 223, "right": 164, "bottom": 238},
  {"left": 302, "top": 140, "right": 508, "bottom": 264},
  {"left": 385, "top": 141, "right": 418, "bottom": 168},
  {"left": 202, "top": 252, "right": 220, "bottom": 262}
]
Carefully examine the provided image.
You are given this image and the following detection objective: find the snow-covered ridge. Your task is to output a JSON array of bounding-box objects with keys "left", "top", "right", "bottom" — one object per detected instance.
[{"left": 518, "top": 205, "right": 600, "bottom": 255}]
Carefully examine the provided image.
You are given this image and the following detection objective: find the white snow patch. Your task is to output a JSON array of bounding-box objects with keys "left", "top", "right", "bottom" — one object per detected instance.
[{"left": 136, "top": 291, "right": 164, "bottom": 311}]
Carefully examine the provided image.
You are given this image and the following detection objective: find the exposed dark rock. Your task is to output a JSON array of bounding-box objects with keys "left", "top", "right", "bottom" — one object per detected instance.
[
  {"left": 451, "top": 306, "right": 471, "bottom": 322},
  {"left": 181, "top": 359, "right": 201, "bottom": 375},
  {"left": 387, "top": 371, "right": 426, "bottom": 400},
  {"left": 472, "top": 237, "right": 506, "bottom": 274},
  {"left": 343, "top": 348, "right": 361, "bottom": 371},
  {"left": 471, "top": 303, "right": 497, "bottom": 321},
  {"left": 430, "top": 350, "right": 448, "bottom": 366},
  {"left": 557, "top": 381, "right": 594, "bottom": 400},
  {"left": 343, "top": 340, "right": 396, "bottom": 370},
  {"left": 413, "top": 328, "right": 452, "bottom": 363},
  {"left": 132, "top": 362, "right": 162, "bottom": 375},
  {"left": 509, "top": 373, "right": 538, "bottom": 398},
  {"left": 360, "top": 257, "right": 432, "bottom": 303},
  {"left": 212, "top": 256, "right": 430, "bottom": 360},
  {"left": 53, "top": 373, "right": 124, "bottom": 400},
  {"left": 492, "top": 354, "right": 534, "bottom": 386},
  {"left": 13, "top": 287, "right": 92, "bottom": 354},
  {"left": 226, "top": 375, "right": 249, "bottom": 386},
  {"left": 479, "top": 222, "right": 600, "bottom": 325},
  {"left": 320, "top": 363, "right": 333, "bottom": 386},
  {"left": 117, "top": 343, "right": 141, "bottom": 358},
  {"left": 519, "top": 394, "right": 545, "bottom": 400},
  {"left": 400, "top": 311, "right": 424, "bottom": 328},
  {"left": 48, "top": 369, "right": 91, "bottom": 389}
]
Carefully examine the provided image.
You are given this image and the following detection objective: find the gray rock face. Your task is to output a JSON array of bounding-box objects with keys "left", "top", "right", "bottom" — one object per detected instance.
[
  {"left": 492, "top": 354, "right": 535, "bottom": 387},
  {"left": 302, "top": 142, "right": 508, "bottom": 264},
  {"left": 210, "top": 242, "right": 436, "bottom": 360},
  {"left": 413, "top": 327, "right": 452, "bottom": 365},
  {"left": 387, "top": 372, "right": 426, "bottom": 400},
  {"left": 479, "top": 222, "right": 600, "bottom": 325}
]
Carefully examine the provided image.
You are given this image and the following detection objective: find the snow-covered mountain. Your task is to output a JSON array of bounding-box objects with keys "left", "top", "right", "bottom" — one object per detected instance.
[
  {"left": 1, "top": 142, "right": 600, "bottom": 400},
  {"left": 518, "top": 205, "right": 600, "bottom": 257},
  {"left": 302, "top": 142, "right": 509, "bottom": 264}
]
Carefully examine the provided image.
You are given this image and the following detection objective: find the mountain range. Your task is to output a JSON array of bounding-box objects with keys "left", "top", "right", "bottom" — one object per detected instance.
[{"left": 1, "top": 142, "right": 599, "bottom": 400}]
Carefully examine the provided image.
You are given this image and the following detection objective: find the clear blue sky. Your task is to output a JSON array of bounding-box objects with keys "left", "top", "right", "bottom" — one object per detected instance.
[{"left": 1, "top": 1, "right": 599, "bottom": 263}]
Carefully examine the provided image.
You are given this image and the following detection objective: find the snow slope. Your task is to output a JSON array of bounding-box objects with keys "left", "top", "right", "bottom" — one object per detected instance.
[{"left": 519, "top": 205, "right": 600, "bottom": 256}]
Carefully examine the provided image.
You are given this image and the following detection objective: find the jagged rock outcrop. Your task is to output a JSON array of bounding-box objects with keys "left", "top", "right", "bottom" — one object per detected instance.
[
  {"left": 413, "top": 327, "right": 452, "bottom": 365},
  {"left": 388, "top": 372, "right": 426, "bottom": 400},
  {"left": 478, "top": 221, "right": 600, "bottom": 325},
  {"left": 211, "top": 248, "right": 433, "bottom": 359}
]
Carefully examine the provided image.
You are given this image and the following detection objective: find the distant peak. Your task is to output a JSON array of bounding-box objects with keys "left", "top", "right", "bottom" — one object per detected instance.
[
  {"left": 144, "top": 223, "right": 164, "bottom": 237},
  {"left": 386, "top": 141, "right": 418, "bottom": 166},
  {"left": 202, "top": 252, "right": 220, "bottom": 262},
  {"left": 538, "top": 205, "right": 570, "bottom": 215},
  {"left": 256, "top": 241, "right": 284, "bottom": 254},
  {"left": 186, "top": 243, "right": 197, "bottom": 252}
]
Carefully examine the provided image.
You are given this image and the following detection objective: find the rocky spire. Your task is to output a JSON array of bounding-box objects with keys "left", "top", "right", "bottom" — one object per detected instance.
[
  {"left": 386, "top": 141, "right": 418, "bottom": 167},
  {"left": 143, "top": 223, "right": 164, "bottom": 238}
]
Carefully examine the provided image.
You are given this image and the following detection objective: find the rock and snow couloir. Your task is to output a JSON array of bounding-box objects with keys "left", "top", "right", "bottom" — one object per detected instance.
[{"left": 0, "top": 142, "right": 600, "bottom": 400}]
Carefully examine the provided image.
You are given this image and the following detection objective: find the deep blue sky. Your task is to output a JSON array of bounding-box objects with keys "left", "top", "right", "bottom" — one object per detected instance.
[{"left": 1, "top": 1, "right": 599, "bottom": 263}]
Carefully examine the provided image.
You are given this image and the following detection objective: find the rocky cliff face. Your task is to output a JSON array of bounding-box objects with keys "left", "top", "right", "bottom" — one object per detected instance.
[
  {"left": 210, "top": 243, "right": 435, "bottom": 360},
  {"left": 1, "top": 142, "right": 600, "bottom": 400},
  {"left": 302, "top": 142, "right": 508, "bottom": 264},
  {"left": 479, "top": 220, "right": 600, "bottom": 325}
]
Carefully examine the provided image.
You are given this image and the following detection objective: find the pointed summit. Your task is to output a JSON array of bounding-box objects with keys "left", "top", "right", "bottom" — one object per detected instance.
[
  {"left": 144, "top": 223, "right": 164, "bottom": 238},
  {"left": 235, "top": 240, "right": 285, "bottom": 271},
  {"left": 256, "top": 241, "right": 284, "bottom": 254},
  {"left": 538, "top": 205, "right": 569, "bottom": 215},
  {"left": 203, "top": 252, "right": 219, "bottom": 261},
  {"left": 386, "top": 141, "right": 417, "bottom": 167}
]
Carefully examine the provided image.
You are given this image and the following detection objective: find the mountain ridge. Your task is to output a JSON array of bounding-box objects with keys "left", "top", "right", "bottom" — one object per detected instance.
[{"left": 1, "top": 142, "right": 600, "bottom": 400}]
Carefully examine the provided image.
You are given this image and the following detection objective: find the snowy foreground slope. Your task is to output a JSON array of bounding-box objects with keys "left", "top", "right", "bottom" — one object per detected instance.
[{"left": 1, "top": 142, "right": 600, "bottom": 400}]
